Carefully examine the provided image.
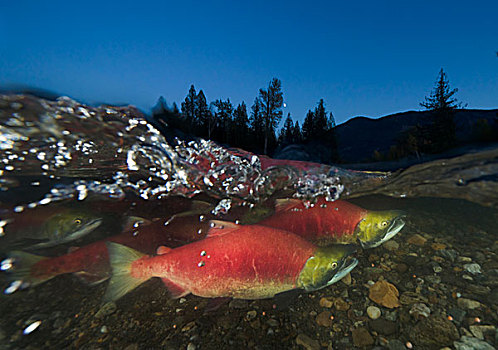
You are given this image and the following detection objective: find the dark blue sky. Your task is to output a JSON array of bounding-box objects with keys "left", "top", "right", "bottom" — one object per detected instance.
[{"left": 1, "top": 1, "right": 496, "bottom": 125}]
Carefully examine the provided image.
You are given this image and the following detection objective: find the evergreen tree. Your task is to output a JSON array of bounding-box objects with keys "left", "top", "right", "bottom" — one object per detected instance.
[
  {"left": 181, "top": 84, "right": 197, "bottom": 133},
  {"left": 301, "top": 99, "right": 339, "bottom": 162},
  {"left": 249, "top": 98, "right": 265, "bottom": 153},
  {"left": 232, "top": 102, "right": 249, "bottom": 148},
  {"left": 314, "top": 99, "right": 328, "bottom": 139},
  {"left": 293, "top": 121, "right": 302, "bottom": 143},
  {"left": 420, "top": 69, "right": 464, "bottom": 111},
  {"left": 278, "top": 113, "right": 294, "bottom": 145},
  {"left": 420, "top": 69, "right": 465, "bottom": 152},
  {"left": 212, "top": 98, "right": 233, "bottom": 144},
  {"left": 196, "top": 90, "right": 213, "bottom": 138},
  {"left": 259, "top": 78, "right": 284, "bottom": 154},
  {"left": 152, "top": 96, "right": 168, "bottom": 115},
  {"left": 325, "top": 111, "right": 339, "bottom": 162},
  {"left": 171, "top": 102, "right": 179, "bottom": 115},
  {"left": 302, "top": 109, "right": 315, "bottom": 142},
  {"left": 151, "top": 96, "right": 185, "bottom": 136},
  {"left": 327, "top": 111, "right": 336, "bottom": 129}
]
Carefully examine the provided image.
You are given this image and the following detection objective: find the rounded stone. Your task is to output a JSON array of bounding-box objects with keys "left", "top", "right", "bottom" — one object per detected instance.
[{"left": 367, "top": 306, "right": 381, "bottom": 320}]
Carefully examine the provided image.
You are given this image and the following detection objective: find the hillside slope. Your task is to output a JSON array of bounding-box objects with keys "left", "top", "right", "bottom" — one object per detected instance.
[{"left": 335, "top": 109, "right": 498, "bottom": 162}]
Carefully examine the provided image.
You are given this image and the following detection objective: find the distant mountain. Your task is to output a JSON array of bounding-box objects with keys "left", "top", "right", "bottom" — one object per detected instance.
[{"left": 335, "top": 109, "right": 498, "bottom": 163}]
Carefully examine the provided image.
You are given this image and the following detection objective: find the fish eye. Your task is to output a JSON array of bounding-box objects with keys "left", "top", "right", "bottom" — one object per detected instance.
[
  {"left": 380, "top": 221, "right": 389, "bottom": 228},
  {"left": 74, "top": 218, "right": 82, "bottom": 225},
  {"left": 331, "top": 262, "right": 338, "bottom": 269}
]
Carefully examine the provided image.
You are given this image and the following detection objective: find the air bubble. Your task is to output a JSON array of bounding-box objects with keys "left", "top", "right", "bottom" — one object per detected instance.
[
  {"left": 23, "top": 321, "right": 41, "bottom": 335},
  {"left": 4, "top": 280, "right": 22, "bottom": 294},
  {"left": 1, "top": 258, "right": 13, "bottom": 270},
  {"left": 38, "top": 197, "right": 52, "bottom": 205},
  {"left": 197, "top": 261, "right": 205, "bottom": 267}
]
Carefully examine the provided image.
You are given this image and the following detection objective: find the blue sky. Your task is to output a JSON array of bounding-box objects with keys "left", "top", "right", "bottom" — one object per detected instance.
[{"left": 1, "top": 1, "right": 496, "bottom": 125}]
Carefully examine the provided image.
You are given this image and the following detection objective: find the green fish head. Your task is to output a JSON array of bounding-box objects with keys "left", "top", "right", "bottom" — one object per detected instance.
[
  {"left": 355, "top": 210, "right": 406, "bottom": 249},
  {"left": 45, "top": 210, "right": 103, "bottom": 243},
  {"left": 298, "top": 244, "right": 358, "bottom": 292}
]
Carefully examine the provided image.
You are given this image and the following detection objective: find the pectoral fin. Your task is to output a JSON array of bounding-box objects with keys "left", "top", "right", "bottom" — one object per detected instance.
[
  {"left": 161, "top": 278, "right": 189, "bottom": 299},
  {"left": 206, "top": 220, "right": 239, "bottom": 237},
  {"left": 156, "top": 246, "right": 172, "bottom": 255}
]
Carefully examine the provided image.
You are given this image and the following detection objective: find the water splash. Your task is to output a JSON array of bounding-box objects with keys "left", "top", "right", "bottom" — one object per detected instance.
[{"left": 0, "top": 95, "right": 376, "bottom": 211}]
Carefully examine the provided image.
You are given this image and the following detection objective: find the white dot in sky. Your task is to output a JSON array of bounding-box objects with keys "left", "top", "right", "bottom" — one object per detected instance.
[{"left": 283, "top": 103, "right": 287, "bottom": 108}]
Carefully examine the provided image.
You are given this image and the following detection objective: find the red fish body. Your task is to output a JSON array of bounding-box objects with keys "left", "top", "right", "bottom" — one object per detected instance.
[
  {"left": 106, "top": 225, "right": 321, "bottom": 301},
  {"left": 255, "top": 198, "right": 368, "bottom": 244},
  {"left": 9, "top": 217, "right": 212, "bottom": 286}
]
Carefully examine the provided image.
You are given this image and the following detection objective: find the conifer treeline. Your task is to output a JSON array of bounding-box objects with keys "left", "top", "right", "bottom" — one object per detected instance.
[{"left": 152, "top": 78, "right": 338, "bottom": 159}]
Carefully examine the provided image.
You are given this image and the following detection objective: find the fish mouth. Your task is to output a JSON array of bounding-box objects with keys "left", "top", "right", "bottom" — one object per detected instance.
[
  {"left": 298, "top": 244, "right": 358, "bottom": 292},
  {"left": 359, "top": 213, "right": 406, "bottom": 249},
  {"left": 65, "top": 218, "right": 103, "bottom": 241},
  {"left": 326, "top": 256, "right": 358, "bottom": 286}
]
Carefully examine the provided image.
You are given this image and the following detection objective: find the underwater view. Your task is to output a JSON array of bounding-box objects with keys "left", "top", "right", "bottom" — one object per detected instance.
[{"left": 0, "top": 94, "right": 496, "bottom": 350}]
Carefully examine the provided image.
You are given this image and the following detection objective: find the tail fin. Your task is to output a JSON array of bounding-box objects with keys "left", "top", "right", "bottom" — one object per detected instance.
[
  {"left": 5, "top": 251, "right": 51, "bottom": 287},
  {"left": 103, "top": 242, "right": 148, "bottom": 303}
]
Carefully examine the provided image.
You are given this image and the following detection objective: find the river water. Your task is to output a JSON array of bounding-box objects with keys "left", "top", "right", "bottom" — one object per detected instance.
[{"left": 0, "top": 94, "right": 496, "bottom": 349}]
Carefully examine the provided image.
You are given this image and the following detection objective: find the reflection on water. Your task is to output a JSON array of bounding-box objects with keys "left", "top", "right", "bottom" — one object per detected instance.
[{"left": 0, "top": 95, "right": 497, "bottom": 349}]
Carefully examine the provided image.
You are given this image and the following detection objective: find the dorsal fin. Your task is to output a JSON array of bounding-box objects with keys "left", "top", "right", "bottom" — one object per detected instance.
[
  {"left": 207, "top": 220, "right": 239, "bottom": 237},
  {"left": 275, "top": 198, "right": 301, "bottom": 212},
  {"left": 162, "top": 200, "right": 213, "bottom": 226},
  {"left": 156, "top": 246, "right": 172, "bottom": 255}
]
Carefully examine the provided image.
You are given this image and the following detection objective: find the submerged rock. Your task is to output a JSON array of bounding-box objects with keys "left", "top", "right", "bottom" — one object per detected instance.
[
  {"left": 333, "top": 297, "right": 350, "bottom": 311},
  {"left": 296, "top": 333, "right": 320, "bottom": 350},
  {"left": 366, "top": 306, "right": 381, "bottom": 320},
  {"left": 431, "top": 243, "right": 447, "bottom": 250},
  {"left": 316, "top": 311, "right": 332, "bottom": 327},
  {"left": 463, "top": 263, "right": 482, "bottom": 274},
  {"left": 319, "top": 297, "right": 333, "bottom": 308},
  {"left": 369, "top": 280, "right": 400, "bottom": 308},
  {"left": 469, "top": 325, "right": 496, "bottom": 340},
  {"left": 457, "top": 298, "right": 482, "bottom": 310},
  {"left": 429, "top": 261, "right": 442, "bottom": 273},
  {"left": 351, "top": 327, "right": 374, "bottom": 347},
  {"left": 454, "top": 336, "right": 495, "bottom": 350},
  {"left": 228, "top": 299, "right": 248, "bottom": 309},
  {"left": 407, "top": 234, "right": 427, "bottom": 246},
  {"left": 95, "top": 302, "right": 117, "bottom": 319},
  {"left": 386, "top": 339, "right": 406, "bottom": 350},
  {"left": 409, "top": 303, "right": 431, "bottom": 319},
  {"left": 341, "top": 272, "right": 352, "bottom": 285},
  {"left": 448, "top": 308, "right": 467, "bottom": 324},
  {"left": 411, "top": 316, "right": 459, "bottom": 347},
  {"left": 383, "top": 240, "right": 399, "bottom": 251},
  {"left": 439, "top": 249, "right": 458, "bottom": 262},
  {"left": 369, "top": 318, "right": 397, "bottom": 335}
]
